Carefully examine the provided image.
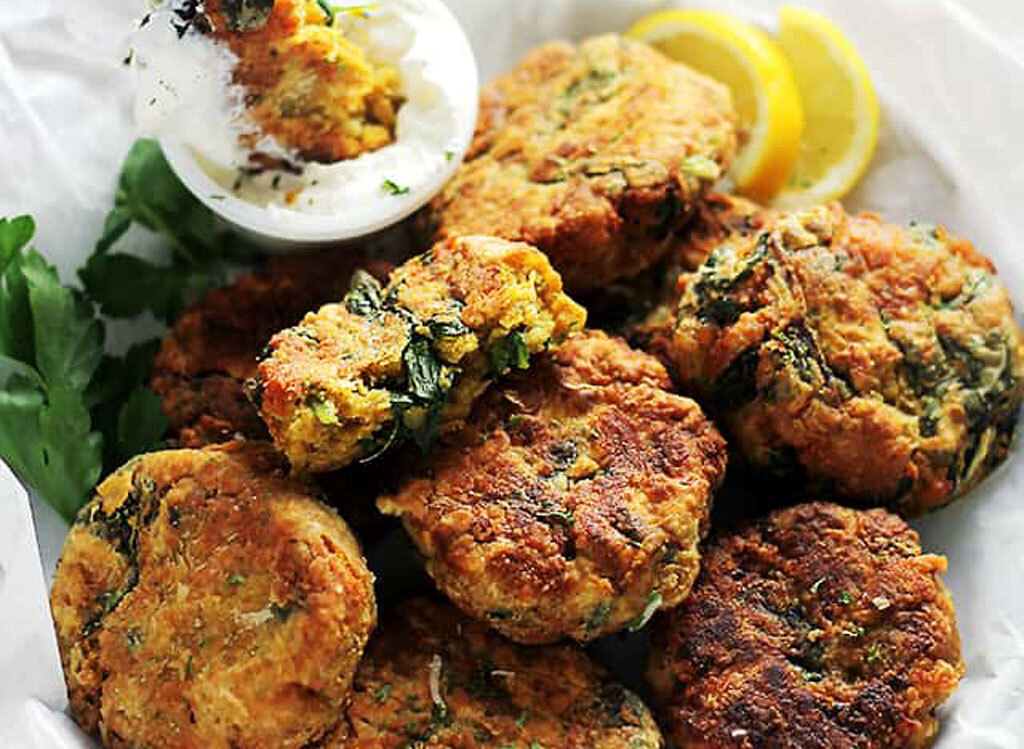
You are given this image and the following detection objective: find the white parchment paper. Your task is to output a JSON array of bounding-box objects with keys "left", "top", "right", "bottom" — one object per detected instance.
[{"left": 0, "top": 1, "right": 1022, "bottom": 746}]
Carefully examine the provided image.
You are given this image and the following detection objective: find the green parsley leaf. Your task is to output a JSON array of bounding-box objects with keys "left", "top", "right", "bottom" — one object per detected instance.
[
  {"left": 0, "top": 235, "right": 105, "bottom": 521},
  {"left": 0, "top": 215, "right": 35, "bottom": 270},
  {"left": 0, "top": 214, "right": 172, "bottom": 522},
  {"left": 80, "top": 246, "right": 222, "bottom": 324},
  {"left": 81, "top": 140, "right": 242, "bottom": 324},
  {"left": 115, "top": 388, "right": 168, "bottom": 464},
  {"left": 21, "top": 251, "right": 103, "bottom": 391}
]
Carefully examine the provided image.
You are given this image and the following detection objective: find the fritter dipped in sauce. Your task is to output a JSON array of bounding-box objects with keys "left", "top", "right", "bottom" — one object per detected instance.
[{"left": 203, "top": 0, "right": 404, "bottom": 163}]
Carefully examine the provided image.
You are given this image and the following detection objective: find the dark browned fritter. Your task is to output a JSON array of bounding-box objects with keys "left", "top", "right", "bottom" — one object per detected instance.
[
  {"left": 378, "top": 331, "right": 727, "bottom": 644},
  {"left": 424, "top": 34, "right": 738, "bottom": 295},
  {"left": 152, "top": 249, "right": 391, "bottom": 448},
  {"left": 340, "top": 598, "right": 664, "bottom": 748},
  {"left": 669, "top": 204, "right": 1024, "bottom": 516},
  {"left": 648, "top": 502, "right": 964, "bottom": 749},
  {"left": 50, "top": 443, "right": 377, "bottom": 749}
]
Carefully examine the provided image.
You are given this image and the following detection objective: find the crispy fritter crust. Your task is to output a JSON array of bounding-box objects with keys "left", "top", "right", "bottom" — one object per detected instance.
[
  {"left": 341, "top": 598, "right": 665, "bottom": 748},
  {"left": 648, "top": 502, "right": 964, "bottom": 749},
  {"left": 152, "top": 250, "right": 391, "bottom": 448},
  {"left": 378, "top": 332, "right": 727, "bottom": 644},
  {"left": 670, "top": 204, "right": 1024, "bottom": 516},
  {"left": 50, "top": 443, "right": 376, "bottom": 749},
  {"left": 203, "top": 0, "right": 404, "bottom": 163},
  {"left": 424, "top": 34, "right": 738, "bottom": 294},
  {"left": 257, "top": 236, "right": 586, "bottom": 473},
  {"left": 628, "top": 194, "right": 768, "bottom": 367}
]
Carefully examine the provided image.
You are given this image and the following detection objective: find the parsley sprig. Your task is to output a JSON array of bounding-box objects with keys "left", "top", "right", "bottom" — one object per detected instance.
[
  {"left": 80, "top": 139, "right": 255, "bottom": 325},
  {"left": 0, "top": 216, "right": 166, "bottom": 521}
]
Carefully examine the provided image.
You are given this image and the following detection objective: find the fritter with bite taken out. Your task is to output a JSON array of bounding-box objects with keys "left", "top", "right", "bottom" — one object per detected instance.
[
  {"left": 424, "top": 34, "right": 738, "bottom": 295},
  {"left": 256, "top": 235, "right": 586, "bottom": 473},
  {"left": 648, "top": 502, "right": 964, "bottom": 749},
  {"left": 49, "top": 442, "right": 376, "bottom": 749},
  {"left": 152, "top": 248, "right": 392, "bottom": 448},
  {"left": 341, "top": 598, "right": 665, "bottom": 748},
  {"left": 669, "top": 204, "right": 1024, "bottom": 516},
  {"left": 378, "top": 331, "right": 727, "bottom": 644}
]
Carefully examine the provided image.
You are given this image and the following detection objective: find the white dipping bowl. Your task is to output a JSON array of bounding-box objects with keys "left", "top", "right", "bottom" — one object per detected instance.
[{"left": 157, "top": 0, "right": 478, "bottom": 250}]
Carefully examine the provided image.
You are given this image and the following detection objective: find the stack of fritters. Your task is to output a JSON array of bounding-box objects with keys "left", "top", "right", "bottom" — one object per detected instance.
[{"left": 50, "top": 32, "right": 1024, "bottom": 749}]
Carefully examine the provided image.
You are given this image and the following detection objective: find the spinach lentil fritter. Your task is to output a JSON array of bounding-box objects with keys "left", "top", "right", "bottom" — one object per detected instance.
[
  {"left": 341, "top": 598, "right": 664, "bottom": 748},
  {"left": 648, "top": 502, "right": 964, "bottom": 749},
  {"left": 256, "top": 235, "right": 586, "bottom": 473},
  {"left": 424, "top": 34, "right": 738, "bottom": 295},
  {"left": 669, "top": 204, "right": 1024, "bottom": 516},
  {"left": 626, "top": 193, "right": 769, "bottom": 367},
  {"left": 152, "top": 249, "right": 392, "bottom": 448},
  {"left": 378, "top": 332, "right": 727, "bottom": 644},
  {"left": 49, "top": 442, "right": 376, "bottom": 749},
  {"left": 201, "top": 0, "right": 404, "bottom": 163}
]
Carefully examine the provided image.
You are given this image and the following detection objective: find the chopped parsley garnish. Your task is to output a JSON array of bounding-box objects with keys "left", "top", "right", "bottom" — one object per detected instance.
[
  {"left": 374, "top": 684, "right": 392, "bottom": 702},
  {"left": 382, "top": 178, "right": 411, "bottom": 196},
  {"left": 586, "top": 602, "right": 613, "bottom": 633},
  {"left": 627, "top": 591, "right": 663, "bottom": 632},
  {"left": 837, "top": 591, "right": 855, "bottom": 605},
  {"left": 841, "top": 624, "right": 866, "bottom": 639},
  {"left": 535, "top": 501, "right": 575, "bottom": 526},
  {"left": 227, "top": 573, "right": 247, "bottom": 586}
]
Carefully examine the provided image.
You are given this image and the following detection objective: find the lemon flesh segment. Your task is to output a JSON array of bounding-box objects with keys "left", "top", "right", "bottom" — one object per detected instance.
[
  {"left": 772, "top": 6, "right": 880, "bottom": 210},
  {"left": 628, "top": 9, "right": 804, "bottom": 202}
]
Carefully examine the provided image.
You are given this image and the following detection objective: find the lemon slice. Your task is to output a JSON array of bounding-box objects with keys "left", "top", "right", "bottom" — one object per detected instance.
[
  {"left": 628, "top": 9, "right": 804, "bottom": 202},
  {"left": 771, "top": 6, "right": 880, "bottom": 209}
]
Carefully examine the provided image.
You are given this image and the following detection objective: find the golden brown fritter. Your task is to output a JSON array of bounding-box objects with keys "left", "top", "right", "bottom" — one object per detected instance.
[
  {"left": 647, "top": 502, "right": 964, "bottom": 749},
  {"left": 378, "top": 332, "right": 727, "bottom": 644},
  {"left": 341, "top": 598, "right": 664, "bottom": 748},
  {"left": 669, "top": 204, "right": 1024, "bottom": 516},
  {"left": 424, "top": 34, "right": 738, "bottom": 295},
  {"left": 50, "top": 443, "right": 377, "bottom": 749},
  {"left": 257, "top": 236, "right": 586, "bottom": 474},
  {"left": 626, "top": 194, "right": 769, "bottom": 367},
  {"left": 202, "top": 0, "right": 404, "bottom": 163},
  {"left": 152, "top": 249, "right": 391, "bottom": 448}
]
